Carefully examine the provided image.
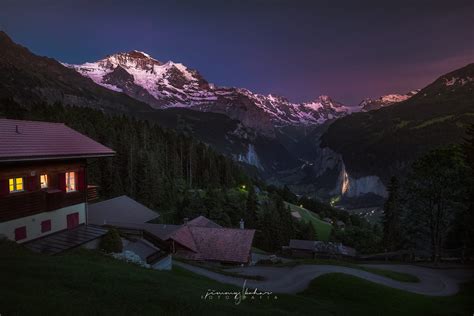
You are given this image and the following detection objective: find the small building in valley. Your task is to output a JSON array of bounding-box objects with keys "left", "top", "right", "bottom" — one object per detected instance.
[
  {"left": 287, "top": 239, "right": 356, "bottom": 259},
  {"left": 0, "top": 119, "right": 114, "bottom": 248}
]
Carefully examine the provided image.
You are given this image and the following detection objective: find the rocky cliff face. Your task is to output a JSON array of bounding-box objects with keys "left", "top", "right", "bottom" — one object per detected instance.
[
  {"left": 237, "top": 144, "right": 264, "bottom": 170},
  {"left": 269, "top": 139, "right": 387, "bottom": 201},
  {"left": 336, "top": 162, "right": 387, "bottom": 198}
]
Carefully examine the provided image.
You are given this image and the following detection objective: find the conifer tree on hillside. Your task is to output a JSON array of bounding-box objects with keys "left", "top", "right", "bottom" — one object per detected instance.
[
  {"left": 245, "top": 185, "right": 258, "bottom": 229},
  {"left": 402, "top": 147, "right": 467, "bottom": 263},
  {"left": 382, "top": 176, "right": 401, "bottom": 251},
  {"left": 461, "top": 125, "right": 474, "bottom": 251}
]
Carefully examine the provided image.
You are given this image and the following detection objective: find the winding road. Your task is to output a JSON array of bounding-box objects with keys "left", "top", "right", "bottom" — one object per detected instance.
[{"left": 175, "top": 261, "right": 474, "bottom": 296}]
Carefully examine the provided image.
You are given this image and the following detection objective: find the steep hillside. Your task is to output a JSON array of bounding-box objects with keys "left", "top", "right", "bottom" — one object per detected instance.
[
  {"left": 0, "top": 31, "right": 151, "bottom": 113},
  {"left": 321, "top": 63, "right": 474, "bottom": 181},
  {"left": 135, "top": 108, "right": 299, "bottom": 173}
]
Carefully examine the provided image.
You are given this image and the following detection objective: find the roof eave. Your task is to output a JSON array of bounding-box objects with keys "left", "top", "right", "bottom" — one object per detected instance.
[{"left": 0, "top": 153, "right": 115, "bottom": 163}]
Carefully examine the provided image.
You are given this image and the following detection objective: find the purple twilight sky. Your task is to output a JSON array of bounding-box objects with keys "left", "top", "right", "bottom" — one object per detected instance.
[{"left": 1, "top": 0, "right": 473, "bottom": 104}]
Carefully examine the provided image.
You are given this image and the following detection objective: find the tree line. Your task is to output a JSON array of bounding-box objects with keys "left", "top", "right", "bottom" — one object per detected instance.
[
  {"left": 382, "top": 126, "right": 474, "bottom": 262},
  {"left": 0, "top": 99, "right": 249, "bottom": 211}
]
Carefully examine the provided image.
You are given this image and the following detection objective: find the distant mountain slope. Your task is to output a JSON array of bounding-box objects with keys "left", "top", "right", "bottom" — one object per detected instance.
[
  {"left": 0, "top": 31, "right": 151, "bottom": 113},
  {"left": 134, "top": 108, "right": 298, "bottom": 173},
  {"left": 67, "top": 51, "right": 357, "bottom": 135},
  {"left": 321, "top": 63, "right": 474, "bottom": 181},
  {"left": 360, "top": 90, "right": 419, "bottom": 111},
  {"left": 0, "top": 32, "right": 297, "bottom": 174}
]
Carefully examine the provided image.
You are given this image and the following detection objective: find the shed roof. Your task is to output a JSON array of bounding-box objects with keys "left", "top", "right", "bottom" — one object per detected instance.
[
  {"left": 186, "top": 215, "right": 222, "bottom": 228},
  {"left": 0, "top": 118, "right": 115, "bottom": 162},
  {"left": 88, "top": 196, "right": 159, "bottom": 226}
]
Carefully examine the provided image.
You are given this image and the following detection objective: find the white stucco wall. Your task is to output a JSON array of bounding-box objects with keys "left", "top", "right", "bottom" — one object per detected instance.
[{"left": 0, "top": 203, "right": 85, "bottom": 243}]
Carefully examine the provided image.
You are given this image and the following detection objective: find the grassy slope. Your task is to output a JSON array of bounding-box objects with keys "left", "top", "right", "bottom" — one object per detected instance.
[
  {"left": 303, "top": 273, "right": 474, "bottom": 316},
  {"left": 286, "top": 202, "right": 332, "bottom": 241},
  {"left": 0, "top": 241, "right": 472, "bottom": 315}
]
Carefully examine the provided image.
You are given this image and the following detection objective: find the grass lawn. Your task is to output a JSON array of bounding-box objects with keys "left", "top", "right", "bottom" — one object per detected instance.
[
  {"left": 360, "top": 266, "right": 419, "bottom": 283},
  {"left": 285, "top": 202, "right": 332, "bottom": 240},
  {"left": 303, "top": 273, "right": 474, "bottom": 316},
  {"left": 0, "top": 240, "right": 472, "bottom": 315}
]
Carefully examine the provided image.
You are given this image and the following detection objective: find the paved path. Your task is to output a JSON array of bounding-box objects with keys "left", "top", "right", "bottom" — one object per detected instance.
[{"left": 174, "top": 261, "right": 474, "bottom": 296}]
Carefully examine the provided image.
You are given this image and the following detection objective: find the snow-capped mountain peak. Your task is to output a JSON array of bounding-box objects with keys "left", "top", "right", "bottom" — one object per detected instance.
[
  {"left": 67, "top": 51, "right": 210, "bottom": 105},
  {"left": 66, "top": 50, "right": 406, "bottom": 134}
]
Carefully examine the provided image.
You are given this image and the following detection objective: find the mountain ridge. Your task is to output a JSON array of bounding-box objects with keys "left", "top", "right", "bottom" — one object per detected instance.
[
  {"left": 321, "top": 62, "right": 474, "bottom": 182},
  {"left": 66, "top": 50, "right": 359, "bottom": 135},
  {"left": 0, "top": 31, "right": 152, "bottom": 113}
]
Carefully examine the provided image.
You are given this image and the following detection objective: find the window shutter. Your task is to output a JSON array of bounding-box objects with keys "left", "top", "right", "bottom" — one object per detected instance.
[
  {"left": 15, "top": 226, "right": 27, "bottom": 241},
  {"left": 58, "top": 173, "right": 66, "bottom": 192},
  {"left": 77, "top": 169, "right": 85, "bottom": 192},
  {"left": 41, "top": 220, "right": 52, "bottom": 233},
  {"left": 0, "top": 179, "right": 8, "bottom": 196}
]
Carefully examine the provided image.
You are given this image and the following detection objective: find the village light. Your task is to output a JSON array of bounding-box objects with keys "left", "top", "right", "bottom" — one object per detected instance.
[{"left": 241, "top": 184, "right": 246, "bottom": 190}]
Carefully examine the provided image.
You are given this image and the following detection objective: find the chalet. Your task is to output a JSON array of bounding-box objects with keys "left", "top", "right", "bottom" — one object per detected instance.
[{"left": 0, "top": 119, "right": 115, "bottom": 246}]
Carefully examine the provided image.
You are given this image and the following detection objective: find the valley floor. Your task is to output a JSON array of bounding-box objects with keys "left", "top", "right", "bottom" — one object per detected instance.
[{"left": 1, "top": 240, "right": 473, "bottom": 315}]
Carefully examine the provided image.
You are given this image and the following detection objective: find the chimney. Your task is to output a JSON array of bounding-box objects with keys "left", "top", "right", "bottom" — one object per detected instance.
[
  {"left": 15, "top": 125, "right": 20, "bottom": 134},
  {"left": 183, "top": 218, "right": 189, "bottom": 225},
  {"left": 239, "top": 218, "right": 245, "bottom": 229}
]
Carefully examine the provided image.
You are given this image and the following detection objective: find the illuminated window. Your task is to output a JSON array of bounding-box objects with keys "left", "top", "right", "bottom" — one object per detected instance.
[
  {"left": 9, "top": 177, "right": 24, "bottom": 193},
  {"left": 40, "top": 174, "right": 48, "bottom": 189},
  {"left": 66, "top": 172, "right": 76, "bottom": 192}
]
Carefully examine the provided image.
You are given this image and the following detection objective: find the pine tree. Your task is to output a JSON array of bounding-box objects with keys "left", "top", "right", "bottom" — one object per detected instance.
[
  {"left": 308, "top": 222, "right": 317, "bottom": 241},
  {"left": 403, "top": 147, "right": 468, "bottom": 263},
  {"left": 245, "top": 185, "right": 258, "bottom": 228},
  {"left": 461, "top": 125, "right": 474, "bottom": 252},
  {"left": 382, "top": 176, "right": 401, "bottom": 251}
]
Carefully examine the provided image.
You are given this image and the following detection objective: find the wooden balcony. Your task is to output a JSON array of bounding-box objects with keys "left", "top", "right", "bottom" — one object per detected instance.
[
  {"left": 0, "top": 190, "right": 45, "bottom": 222},
  {"left": 0, "top": 189, "right": 86, "bottom": 223}
]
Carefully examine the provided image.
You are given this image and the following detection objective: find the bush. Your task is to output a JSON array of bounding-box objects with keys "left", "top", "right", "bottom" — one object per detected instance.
[
  {"left": 255, "top": 258, "right": 282, "bottom": 265},
  {"left": 99, "top": 228, "right": 123, "bottom": 253}
]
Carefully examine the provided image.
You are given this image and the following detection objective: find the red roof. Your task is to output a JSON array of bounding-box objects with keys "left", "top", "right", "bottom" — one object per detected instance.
[
  {"left": 168, "top": 216, "right": 255, "bottom": 264},
  {"left": 0, "top": 119, "right": 115, "bottom": 161},
  {"left": 186, "top": 215, "right": 222, "bottom": 228},
  {"left": 169, "top": 225, "right": 198, "bottom": 252}
]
